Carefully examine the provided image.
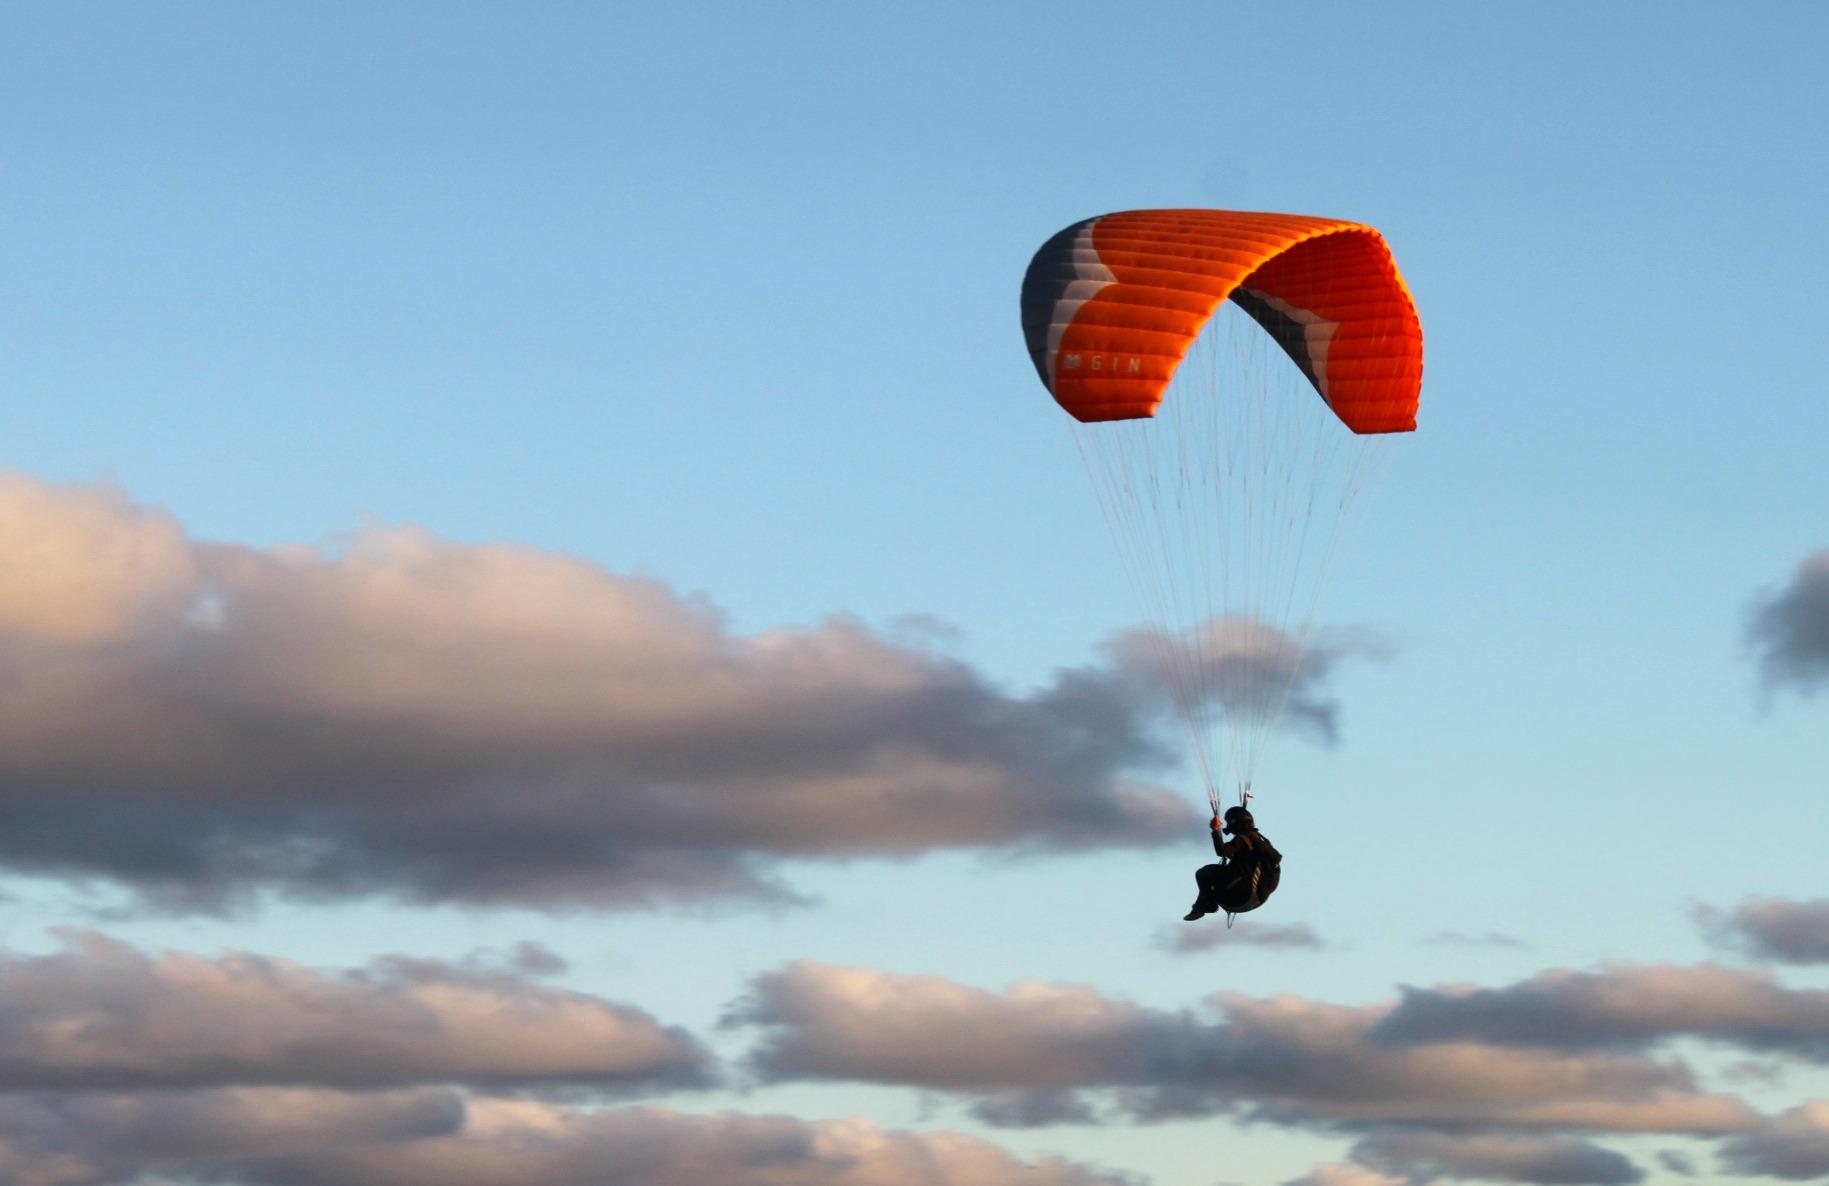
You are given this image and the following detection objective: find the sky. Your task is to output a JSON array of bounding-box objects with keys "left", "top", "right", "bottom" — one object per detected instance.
[{"left": 2, "top": 2, "right": 1827, "bottom": 1184}]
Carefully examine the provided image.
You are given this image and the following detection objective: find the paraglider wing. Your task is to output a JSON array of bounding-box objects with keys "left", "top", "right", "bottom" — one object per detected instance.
[{"left": 1020, "top": 209, "right": 1422, "bottom": 431}]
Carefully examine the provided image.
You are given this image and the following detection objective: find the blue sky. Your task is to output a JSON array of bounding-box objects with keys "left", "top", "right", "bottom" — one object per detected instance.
[{"left": 2, "top": 4, "right": 1827, "bottom": 1185}]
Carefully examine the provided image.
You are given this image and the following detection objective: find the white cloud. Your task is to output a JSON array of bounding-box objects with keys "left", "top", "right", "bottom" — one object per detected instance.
[{"left": 0, "top": 474, "right": 197, "bottom": 646}]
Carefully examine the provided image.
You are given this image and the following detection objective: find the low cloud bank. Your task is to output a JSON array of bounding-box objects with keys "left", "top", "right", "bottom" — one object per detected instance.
[
  {"left": 0, "top": 932, "right": 709, "bottom": 1092},
  {"left": 0, "top": 934, "right": 1125, "bottom": 1186},
  {"left": 0, "top": 1095, "right": 1132, "bottom": 1186},
  {"left": 721, "top": 956, "right": 1829, "bottom": 1183},
  {"left": 5, "top": 929, "right": 1829, "bottom": 1184},
  {"left": 729, "top": 961, "right": 1751, "bottom": 1137}
]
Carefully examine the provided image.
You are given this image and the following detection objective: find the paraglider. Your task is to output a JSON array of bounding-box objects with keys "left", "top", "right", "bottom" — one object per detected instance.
[
  {"left": 1183, "top": 802, "right": 1281, "bottom": 921},
  {"left": 1019, "top": 208, "right": 1423, "bottom": 919}
]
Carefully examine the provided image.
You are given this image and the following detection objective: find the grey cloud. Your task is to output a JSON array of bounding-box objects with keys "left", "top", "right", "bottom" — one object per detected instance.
[
  {"left": 728, "top": 962, "right": 1748, "bottom": 1135},
  {"left": 0, "top": 1094, "right": 1136, "bottom": 1186},
  {"left": 1697, "top": 898, "right": 1829, "bottom": 965},
  {"left": 224, "top": 1102, "right": 1139, "bottom": 1186},
  {"left": 1350, "top": 1131, "right": 1644, "bottom": 1185},
  {"left": 0, "top": 474, "right": 1213, "bottom": 913},
  {"left": 359, "top": 942, "right": 571, "bottom": 987},
  {"left": 1722, "top": 1059, "right": 1789, "bottom": 1086},
  {"left": 0, "top": 931, "right": 709, "bottom": 1092},
  {"left": 1373, "top": 963, "right": 1829, "bottom": 1062},
  {"left": 1748, "top": 550, "right": 1829, "bottom": 695},
  {"left": 504, "top": 941, "right": 568, "bottom": 977},
  {"left": 0, "top": 1086, "right": 462, "bottom": 1186},
  {"left": 1653, "top": 1148, "right": 1695, "bottom": 1175},
  {"left": 1717, "top": 1102, "right": 1829, "bottom": 1180},
  {"left": 1164, "top": 922, "right": 1324, "bottom": 954},
  {"left": 970, "top": 1090, "right": 1101, "bottom": 1128},
  {"left": 0, "top": 930, "right": 1136, "bottom": 1185},
  {"left": 1421, "top": 933, "right": 1525, "bottom": 949},
  {"left": 1106, "top": 618, "right": 1388, "bottom": 747}
]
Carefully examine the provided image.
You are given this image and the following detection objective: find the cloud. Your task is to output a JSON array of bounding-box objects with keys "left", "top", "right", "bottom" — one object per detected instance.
[
  {"left": 1283, "top": 1166, "right": 1411, "bottom": 1186},
  {"left": 1697, "top": 898, "right": 1829, "bottom": 965},
  {"left": 1349, "top": 1131, "right": 1644, "bottom": 1185},
  {"left": 0, "top": 932, "right": 1131, "bottom": 1186},
  {"left": 0, "top": 1086, "right": 464, "bottom": 1186},
  {"left": 1163, "top": 922, "right": 1324, "bottom": 954},
  {"left": 970, "top": 1090, "right": 1101, "bottom": 1128},
  {"left": 0, "top": 1094, "right": 1134, "bottom": 1186},
  {"left": 728, "top": 962, "right": 1751, "bottom": 1135},
  {"left": 1421, "top": 933, "right": 1526, "bottom": 949},
  {"left": 0, "top": 931, "right": 709, "bottom": 1092},
  {"left": 0, "top": 476, "right": 198, "bottom": 646},
  {"left": 1106, "top": 617, "right": 1387, "bottom": 746},
  {"left": 1717, "top": 1101, "right": 1829, "bottom": 1180},
  {"left": 1372, "top": 963, "right": 1829, "bottom": 1063},
  {"left": 501, "top": 940, "right": 568, "bottom": 977},
  {"left": 1747, "top": 550, "right": 1829, "bottom": 696},
  {"left": 1722, "top": 1059, "right": 1789, "bottom": 1086},
  {"left": 730, "top": 963, "right": 1163, "bottom": 1095},
  {"left": 223, "top": 1101, "right": 1137, "bottom": 1186},
  {"left": 0, "top": 473, "right": 1217, "bottom": 913}
]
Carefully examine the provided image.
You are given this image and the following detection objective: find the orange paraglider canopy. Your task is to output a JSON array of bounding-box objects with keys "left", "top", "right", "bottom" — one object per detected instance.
[{"left": 1020, "top": 209, "right": 1422, "bottom": 432}]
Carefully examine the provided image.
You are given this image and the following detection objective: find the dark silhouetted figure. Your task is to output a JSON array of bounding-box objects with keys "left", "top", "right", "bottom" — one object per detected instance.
[{"left": 1183, "top": 805, "right": 1281, "bottom": 921}]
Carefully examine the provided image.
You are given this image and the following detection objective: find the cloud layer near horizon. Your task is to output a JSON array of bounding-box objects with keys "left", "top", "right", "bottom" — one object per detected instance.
[
  {"left": 0, "top": 473, "right": 1229, "bottom": 912},
  {"left": 0, "top": 934, "right": 1133, "bottom": 1186},
  {"left": 723, "top": 952, "right": 1829, "bottom": 1183},
  {"left": 0, "top": 1093, "right": 1133, "bottom": 1186},
  {"left": 5, "top": 922, "right": 1829, "bottom": 1183},
  {"left": 0, "top": 932, "right": 708, "bottom": 1092},
  {"left": 728, "top": 961, "right": 1753, "bottom": 1138}
]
